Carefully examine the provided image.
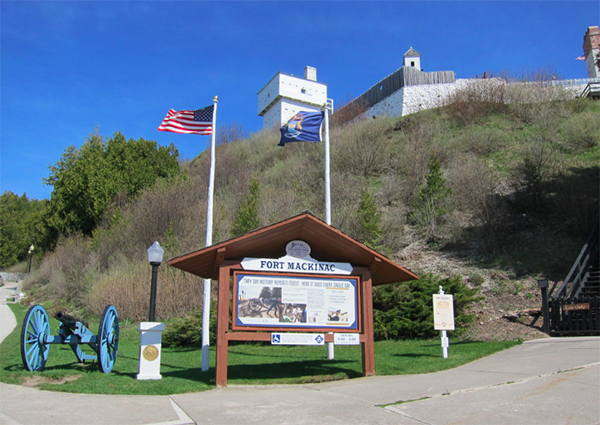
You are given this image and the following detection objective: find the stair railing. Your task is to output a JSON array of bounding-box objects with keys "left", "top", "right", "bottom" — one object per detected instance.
[{"left": 551, "top": 222, "right": 599, "bottom": 301}]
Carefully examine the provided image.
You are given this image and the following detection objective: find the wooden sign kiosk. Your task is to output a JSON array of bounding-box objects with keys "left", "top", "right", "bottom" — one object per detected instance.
[{"left": 168, "top": 213, "right": 417, "bottom": 387}]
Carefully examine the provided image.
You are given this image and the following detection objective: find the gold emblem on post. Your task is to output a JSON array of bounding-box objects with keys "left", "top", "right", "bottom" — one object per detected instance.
[{"left": 142, "top": 345, "right": 159, "bottom": 362}]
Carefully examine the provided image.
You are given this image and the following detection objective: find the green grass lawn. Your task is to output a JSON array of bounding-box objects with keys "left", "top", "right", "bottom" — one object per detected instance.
[{"left": 1, "top": 303, "right": 520, "bottom": 395}]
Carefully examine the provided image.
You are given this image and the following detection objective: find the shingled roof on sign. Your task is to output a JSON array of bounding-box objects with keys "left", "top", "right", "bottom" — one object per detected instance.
[{"left": 167, "top": 212, "right": 418, "bottom": 286}]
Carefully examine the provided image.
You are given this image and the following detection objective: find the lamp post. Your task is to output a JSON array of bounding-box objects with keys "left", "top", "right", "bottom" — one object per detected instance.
[
  {"left": 138, "top": 241, "right": 165, "bottom": 380},
  {"left": 27, "top": 245, "right": 35, "bottom": 273},
  {"left": 147, "top": 241, "right": 164, "bottom": 322}
]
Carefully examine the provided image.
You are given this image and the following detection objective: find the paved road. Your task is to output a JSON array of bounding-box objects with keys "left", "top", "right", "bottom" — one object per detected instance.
[{"left": 1, "top": 281, "right": 599, "bottom": 425}]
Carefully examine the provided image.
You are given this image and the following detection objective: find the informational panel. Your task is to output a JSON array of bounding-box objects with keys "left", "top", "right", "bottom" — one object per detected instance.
[
  {"left": 433, "top": 294, "right": 455, "bottom": 331},
  {"left": 233, "top": 272, "right": 359, "bottom": 331}
]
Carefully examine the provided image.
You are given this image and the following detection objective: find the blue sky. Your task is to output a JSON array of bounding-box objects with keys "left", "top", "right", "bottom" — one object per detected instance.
[{"left": 1, "top": 1, "right": 598, "bottom": 200}]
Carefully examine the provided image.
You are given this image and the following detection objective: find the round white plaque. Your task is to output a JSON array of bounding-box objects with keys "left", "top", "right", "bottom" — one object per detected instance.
[{"left": 286, "top": 240, "right": 311, "bottom": 258}]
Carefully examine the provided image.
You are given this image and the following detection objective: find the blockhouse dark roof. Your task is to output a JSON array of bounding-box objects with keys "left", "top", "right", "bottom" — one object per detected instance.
[
  {"left": 168, "top": 212, "right": 417, "bottom": 286},
  {"left": 404, "top": 47, "right": 421, "bottom": 57}
]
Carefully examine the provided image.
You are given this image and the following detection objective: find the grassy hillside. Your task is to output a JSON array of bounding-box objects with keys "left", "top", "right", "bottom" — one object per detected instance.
[{"left": 22, "top": 82, "right": 600, "bottom": 339}]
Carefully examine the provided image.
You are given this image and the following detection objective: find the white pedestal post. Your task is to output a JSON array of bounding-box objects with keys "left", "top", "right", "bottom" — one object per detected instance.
[
  {"left": 441, "top": 330, "right": 449, "bottom": 359},
  {"left": 137, "top": 322, "right": 165, "bottom": 380}
]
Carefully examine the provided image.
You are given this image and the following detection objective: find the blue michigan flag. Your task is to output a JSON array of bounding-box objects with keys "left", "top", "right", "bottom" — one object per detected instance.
[{"left": 279, "top": 111, "right": 324, "bottom": 146}]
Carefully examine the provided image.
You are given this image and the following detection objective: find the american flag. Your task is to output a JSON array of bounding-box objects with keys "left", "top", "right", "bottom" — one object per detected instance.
[{"left": 158, "top": 105, "right": 214, "bottom": 135}]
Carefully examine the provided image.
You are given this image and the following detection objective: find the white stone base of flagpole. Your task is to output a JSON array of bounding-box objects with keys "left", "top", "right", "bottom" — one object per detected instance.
[{"left": 137, "top": 322, "right": 165, "bottom": 380}]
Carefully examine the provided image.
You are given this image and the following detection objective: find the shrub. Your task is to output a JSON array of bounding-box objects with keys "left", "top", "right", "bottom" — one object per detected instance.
[
  {"left": 469, "top": 273, "right": 485, "bottom": 287},
  {"left": 84, "top": 262, "right": 202, "bottom": 321},
  {"left": 444, "top": 79, "right": 508, "bottom": 125},
  {"left": 216, "top": 122, "right": 249, "bottom": 145},
  {"left": 329, "top": 172, "right": 365, "bottom": 237},
  {"left": 118, "top": 178, "right": 202, "bottom": 258},
  {"left": 163, "top": 310, "right": 217, "bottom": 348},
  {"left": 409, "top": 155, "right": 453, "bottom": 241},
  {"left": 231, "top": 175, "right": 260, "bottom": 237},
  {"left": 511, "top": 140, "right": 560, "bottom": 215},
  {"left": 372, "top": 273, "right": 481, "bottom": 340},
  {"left": 25, "top": 235, "right": 99, "bottom": 305},
  {"left": 332, "top": 118, "right": 394, "bottom": 178},
  {"left": 558, "top": 111, "right": 600, "bottom": 152},
  {"left": 394, "top": 117, "right": 452, "bottom": 203},
  {"left": 448, "top": 156, "right": 503, "bottom": 247},
  {"left": 455, "top": 126, "right": 510, "bottom": 156},
  {"left": 356, "top": 189, "right": 383, "bottom": 250}
]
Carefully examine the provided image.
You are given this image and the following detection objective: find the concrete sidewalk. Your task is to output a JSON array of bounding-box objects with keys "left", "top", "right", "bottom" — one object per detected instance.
[{"left": 1, "top": 282, "right": 599, "bottom": 425}]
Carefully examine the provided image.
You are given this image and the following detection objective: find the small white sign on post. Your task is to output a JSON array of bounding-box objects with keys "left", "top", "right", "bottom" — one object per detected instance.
[
  {"left": 334, "top": 333, "right": 360, "bottom": 345},
  {"left": 433, "top": 293, "right": 455, "bottom": 331},
  {"left": 271, "top": 333, "right": 325, "bottom": 345},
  {"left": 433, "top": 286, "right": 455, "bottom": 359}
]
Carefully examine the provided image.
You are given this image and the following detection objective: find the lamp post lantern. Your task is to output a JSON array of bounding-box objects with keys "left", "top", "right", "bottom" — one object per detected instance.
[
  {"left": 27, "top": 245, "right": 35, "bottom": 274},
  {"left": 147, "top": 241, "right": 164, "bottom": 322}
]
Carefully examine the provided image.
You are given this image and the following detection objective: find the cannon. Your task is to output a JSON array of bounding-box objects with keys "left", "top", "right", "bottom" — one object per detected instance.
[{"left": 20, "top": 304, "right": 119, "bottom": 373}]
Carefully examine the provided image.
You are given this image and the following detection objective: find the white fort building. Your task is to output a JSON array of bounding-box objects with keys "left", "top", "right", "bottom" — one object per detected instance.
[
  {"left": 258, "top": 26, "right": 599, "bottom": 128},
  {"left": 258, "top": 66, "right": 328, "bottom": 129}
]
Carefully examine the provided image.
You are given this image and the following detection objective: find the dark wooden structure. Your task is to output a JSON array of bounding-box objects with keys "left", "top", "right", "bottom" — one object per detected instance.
[
  {"left": 544, "top": 223, "right": 599, "bottom": 336},
  {"left": 168, "top": 213, "right": 417, "bottom": 387}
]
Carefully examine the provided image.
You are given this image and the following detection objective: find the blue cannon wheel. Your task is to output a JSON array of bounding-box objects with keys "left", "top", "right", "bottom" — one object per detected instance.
[
  {"left": 98, "top": 305, "right": 119, "bottom": 373},
  {"left": 21, "top": 305, "right": 51, "bottom": 371}
]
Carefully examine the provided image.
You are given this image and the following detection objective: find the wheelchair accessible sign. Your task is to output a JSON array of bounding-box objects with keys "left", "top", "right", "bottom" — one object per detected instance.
[{"left": 271, "top": 333, "right": 325, "bottom": 345}]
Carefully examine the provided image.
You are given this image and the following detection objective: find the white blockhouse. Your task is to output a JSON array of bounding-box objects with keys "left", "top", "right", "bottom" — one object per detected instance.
[
  {"left": 258, "top": 66, "right": 327, "bottom": 129},
  {"left": 403, "top": 47, "right": 422, "bottom": 70}
]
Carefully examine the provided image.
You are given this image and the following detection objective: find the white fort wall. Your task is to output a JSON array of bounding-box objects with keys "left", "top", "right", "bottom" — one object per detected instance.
[
  {"left": 364, "top": 78, "right": 473, "bottom": 118},
  {"left": 362, "top": 78, "right": 595, "bottom": 119}
]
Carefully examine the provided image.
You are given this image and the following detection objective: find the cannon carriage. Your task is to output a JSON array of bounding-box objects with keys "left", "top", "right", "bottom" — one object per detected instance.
[{"left": 20, "top": 304, "right": 119, "bottom": 373}]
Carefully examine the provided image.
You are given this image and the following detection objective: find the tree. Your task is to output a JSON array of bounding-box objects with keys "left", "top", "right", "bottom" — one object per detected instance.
[
  {"left": 372, "top": 273, "right": 481, "bottom": 340},
  {"left": 0, "top": 191, "right": 48, "bottom": 267},
  {"left": 44, "top": 132, "right": 179, "bottom": 239},
  {"left": 410, "top": 155, "right": 452, "bottom": 241},
  {"left": 231, "top": 176, "right": 260, "bottom": 237},
  {"left": 356, "top": 189, "right": 382, "bottom": 250},
  {"left": 216, "top": 123, "right": 249, "bottom": 145}
]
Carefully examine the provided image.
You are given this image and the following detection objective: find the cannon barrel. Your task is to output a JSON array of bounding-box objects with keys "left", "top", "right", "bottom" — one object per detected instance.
[{"left": 55, "top": 311, "right": 88, "bottom": 329}]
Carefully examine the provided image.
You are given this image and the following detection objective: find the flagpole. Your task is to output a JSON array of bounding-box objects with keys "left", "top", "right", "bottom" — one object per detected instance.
[
  {"left": 201, "top": 95, "right": 218, "bottom": 372},
  {"left": 324, "top": 99, "right": 334, "bottom": 360},
  {"left": 324, "top": 102, "right": 332, "bottom": 226}
]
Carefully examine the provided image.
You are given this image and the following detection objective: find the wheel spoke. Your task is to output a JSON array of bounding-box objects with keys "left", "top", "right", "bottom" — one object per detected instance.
[{"left": 26, "top": 343, "right": 38, "bottom": 357}]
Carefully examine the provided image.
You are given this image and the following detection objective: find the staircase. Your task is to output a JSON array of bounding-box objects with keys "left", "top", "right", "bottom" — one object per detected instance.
[
  {"left": 579, "top": 267, "right": 600, "bottom": 298},
  {"left": 546, "top": 223, "right": 599, "bottom": 336}
]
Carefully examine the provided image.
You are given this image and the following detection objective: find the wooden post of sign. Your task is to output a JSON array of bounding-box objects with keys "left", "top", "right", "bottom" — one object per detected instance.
[
  {"left": 358, "top": 267, "right": 375, "bottom": 376},
  {"left": 215, "top": 263, "right": 231, "bottom": 388}
]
